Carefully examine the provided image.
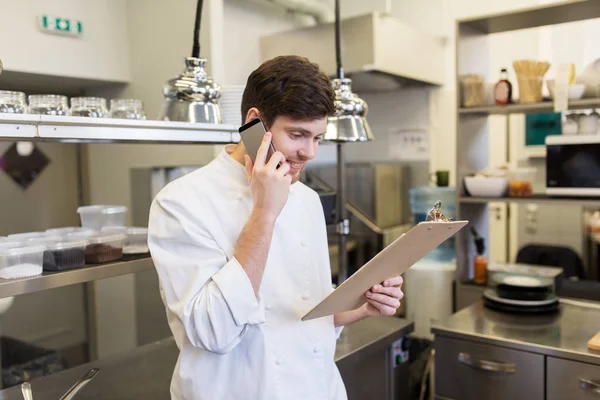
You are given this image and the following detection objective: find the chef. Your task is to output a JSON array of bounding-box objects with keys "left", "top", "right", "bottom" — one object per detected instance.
[{"left": 148, "top": 55, "right": 404, "bottom": 400}]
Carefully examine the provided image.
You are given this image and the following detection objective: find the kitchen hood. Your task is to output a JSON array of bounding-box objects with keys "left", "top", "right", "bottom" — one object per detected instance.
[{"left": 260, "top": 13, "right": 445, "bottom": 92}]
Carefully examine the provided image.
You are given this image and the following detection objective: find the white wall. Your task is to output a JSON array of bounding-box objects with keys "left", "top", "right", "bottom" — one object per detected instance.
[{"left": 0, "top": 0, "right": 130, "bottom": 83}]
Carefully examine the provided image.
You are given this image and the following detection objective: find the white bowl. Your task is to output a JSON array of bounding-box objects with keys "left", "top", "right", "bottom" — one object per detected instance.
[
  {"left": 464, "top": 176, "right": 508, "bottom": 197},
  {"left": 547, "top": 80, "right": 585, "bottom": 99}
]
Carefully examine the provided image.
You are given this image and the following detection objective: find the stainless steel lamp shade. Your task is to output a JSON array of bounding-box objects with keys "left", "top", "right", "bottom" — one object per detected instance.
[
  {"left": 325, "top": 78, "right": 374, "bottom": 142},
  {"left": 158, "top": 57, "right": 222, "bottom": 124}
]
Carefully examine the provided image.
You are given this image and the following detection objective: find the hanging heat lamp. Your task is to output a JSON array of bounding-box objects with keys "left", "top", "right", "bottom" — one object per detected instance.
[
  {"left": 158, "top": 0, "right": 222, "bottom": 124},
  {"left": 325, "top": 0, "right": 374, "bottom": 285}
]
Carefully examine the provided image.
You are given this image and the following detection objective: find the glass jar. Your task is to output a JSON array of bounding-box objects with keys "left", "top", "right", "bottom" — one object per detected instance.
[
  {"left": 69, "top": 97, "right": 108, "bottom": 118},
  {"left": 28, "top": 95, "right": 69, "bottom": 116},
  {"left": 109, "top": 99, "right": 146, "bottom": 120},
  {"left": 0, "top": 91, "right": 27, "bottom": 114}
]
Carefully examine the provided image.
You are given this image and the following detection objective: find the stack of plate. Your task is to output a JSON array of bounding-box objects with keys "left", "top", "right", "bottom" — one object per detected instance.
[
  {"left": 483, "top": 273, "right": 559, "bottom": 314},
  {"left": 220, "top": 85, "right": 245, "bottom": 126}
]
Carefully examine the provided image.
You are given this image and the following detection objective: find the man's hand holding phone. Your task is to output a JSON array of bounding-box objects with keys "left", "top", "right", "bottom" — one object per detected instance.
[{"left": 244, "top": 132, "right": 291, "bottom": 222}]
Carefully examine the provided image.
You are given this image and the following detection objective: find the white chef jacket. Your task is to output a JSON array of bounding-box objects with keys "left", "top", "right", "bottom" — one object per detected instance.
[{"left": 148, "top": 145, "right": 347, "bottom": 400}]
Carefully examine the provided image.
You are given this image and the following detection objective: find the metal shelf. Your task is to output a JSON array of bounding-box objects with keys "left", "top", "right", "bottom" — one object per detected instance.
[
  {"left": 460, "top": 195, "right": 600, "bottom": 207},
  {"left": 0, "top": 257, "right": 153, "bottom": 298},
  {"left": 459, "top": 0, "right": 600, "bottom": 34},
  {"left": 0, "top": 114, "right": 239, "bottom": 144},
  {"left": 459, "top": 98, "right": 600, "bottom": 115}
]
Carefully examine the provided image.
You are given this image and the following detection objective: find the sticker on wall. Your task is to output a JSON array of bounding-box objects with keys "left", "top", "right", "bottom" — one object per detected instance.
[
  {"left": 0, "top": 142, "right": 50, "bottom": 189},
  {"left": 388, "top": 128, "right": 429, "bottom": 161}
]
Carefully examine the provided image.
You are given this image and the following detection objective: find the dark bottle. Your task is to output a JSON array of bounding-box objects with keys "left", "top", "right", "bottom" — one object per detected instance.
[{"left": 494, "top": 68, "right": 512, "bottom": 105}]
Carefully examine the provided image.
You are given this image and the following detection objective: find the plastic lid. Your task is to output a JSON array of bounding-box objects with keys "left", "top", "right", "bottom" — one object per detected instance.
[
  {"left": 77, "top": 205, "right": 127, "bottom": 215},
  {"left": 7, "top": 232, "right": 46, "bottom": 241},
  {"left": 102, "top": 226, "right": 148, "bottom": 235},
  {"left": 101, "top": 226, "right": 127, "bottom": 234},
  {"left": 68, "top": 231, "right": 126, "bottom": 244},
  {"left": 0, "top": 241, "right": 24, "bottom": 250},
  {"left": 0, "top": 245, "right": 46, "bottom": 256},
  {"left": 27, "top": 235, "right": 62, "bottom": 245},
  {"left": 127, "top": 227, "right": 148, "bottom": 235},
  {"left": 45, "top": 240, "right": 88, "bottom": 251},
  {"left": 46, "top": 227, "right": 96, "bottom": 235}
]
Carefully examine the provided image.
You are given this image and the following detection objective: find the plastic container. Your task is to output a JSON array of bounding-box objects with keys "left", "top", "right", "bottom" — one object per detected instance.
[
  {"left": 45, "top": 227, "right": 96, "bottom": 237},
  {"left": 68, "top": 232, "right": 125, "bottom": 264},
  {"left": 77, "top": 205, "right": 127, "bottom": 231},
  {"left": 0, "top": 245, "right": 45, "bottom": 279},
  {"left": 27, "top": 236, "right": 87, "bottom": 271},
  {"left": 460, "top": 75, "right": 485, "bottom": 107},
  {"left": 102, "top": 227, "right": 148, "bottom": 255},
  {"left": 42, "top": 240, "right": 87, "bottom": 271},
  {"left": 508, "top": 167, "right": 537, "bottom": 197}
]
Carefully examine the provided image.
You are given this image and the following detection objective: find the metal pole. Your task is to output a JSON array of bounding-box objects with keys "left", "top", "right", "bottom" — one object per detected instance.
[{"left": 337, "top": 143, "right": 349, "bottom": 285}]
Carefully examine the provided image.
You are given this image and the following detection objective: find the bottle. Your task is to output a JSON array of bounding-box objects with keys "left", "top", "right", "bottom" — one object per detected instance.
[
  {"left": 494, "top": 68, "right": 512, "bottom": 105},
  {"left": 471, "top": 227, "right": 488, "bottom": 284}
]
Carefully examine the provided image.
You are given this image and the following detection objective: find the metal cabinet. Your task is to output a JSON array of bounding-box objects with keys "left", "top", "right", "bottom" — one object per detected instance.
[
  {"left": 435, "top": 336, "right": 544, "bottom": 400},
  {"left": 547, "top": 357, "right": 600, "bottom": 400}
]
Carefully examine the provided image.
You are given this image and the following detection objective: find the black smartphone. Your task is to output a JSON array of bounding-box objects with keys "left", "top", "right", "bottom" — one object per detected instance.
[{"left": 238, "top": 118, "right": 275, "bottom": 164}]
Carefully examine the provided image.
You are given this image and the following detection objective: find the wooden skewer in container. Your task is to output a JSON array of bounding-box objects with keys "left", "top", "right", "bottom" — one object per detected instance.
[{"left": 513, "top": 60, "right": 550, "bottom": 103}]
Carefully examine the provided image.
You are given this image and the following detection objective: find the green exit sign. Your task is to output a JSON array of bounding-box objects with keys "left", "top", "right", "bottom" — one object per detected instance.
[{"left": 38, "top": 15, "right": 83, "bottom": 37}]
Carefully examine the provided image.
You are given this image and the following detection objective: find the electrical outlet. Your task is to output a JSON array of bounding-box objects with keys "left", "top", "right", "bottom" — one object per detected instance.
[{"left": 389, "top": 128, "right": 429, "bottom": 161}]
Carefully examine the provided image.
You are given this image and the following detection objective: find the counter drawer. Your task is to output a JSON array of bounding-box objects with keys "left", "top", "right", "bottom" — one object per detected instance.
[
  {"left": 547, "top": 357, "right": 600, "bottom": 400},
  {"left": 435, "top": 336, "right": 544, "bottom": 400}
]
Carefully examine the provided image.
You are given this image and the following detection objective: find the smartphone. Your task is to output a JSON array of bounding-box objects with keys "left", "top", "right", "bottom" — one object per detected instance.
[{"left": 238, "top": 118, "right": 275, "bottom": 164}]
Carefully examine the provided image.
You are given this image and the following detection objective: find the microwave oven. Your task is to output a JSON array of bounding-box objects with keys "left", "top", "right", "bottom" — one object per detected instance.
[{"left": 546, "top": 135, "right": 600, "bottom": 196}]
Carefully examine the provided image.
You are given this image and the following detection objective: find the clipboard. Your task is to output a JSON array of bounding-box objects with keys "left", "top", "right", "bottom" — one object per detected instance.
[{"left": 302, "top": 220, "right": 469, "bottom": 321}]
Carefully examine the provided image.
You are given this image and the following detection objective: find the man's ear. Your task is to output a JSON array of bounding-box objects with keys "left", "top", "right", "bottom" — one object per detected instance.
[{"left": 245, "top": 108, "right": 261, "bottom": 124}]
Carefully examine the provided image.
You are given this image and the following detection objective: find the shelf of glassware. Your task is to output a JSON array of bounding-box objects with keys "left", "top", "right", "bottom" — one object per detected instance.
[{"left": 0, "top": 114, "right": 240, "bottom": 144}]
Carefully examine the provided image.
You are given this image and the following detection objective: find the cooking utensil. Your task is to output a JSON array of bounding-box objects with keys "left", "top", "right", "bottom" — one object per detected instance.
[
  {"left": 21, "top": 382, "right": 32, "bottom": 400},
  {"left": 59, "top": 368, "right": 99, "bottom": 400}
]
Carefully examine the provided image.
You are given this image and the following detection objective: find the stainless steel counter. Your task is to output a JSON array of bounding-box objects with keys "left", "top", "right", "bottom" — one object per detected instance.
[
  {"left": 0, "top": 317, "right": 413, "bottom": 399},
  {"left": 432, "top": 300, "right": 600, "bottom": 366}
]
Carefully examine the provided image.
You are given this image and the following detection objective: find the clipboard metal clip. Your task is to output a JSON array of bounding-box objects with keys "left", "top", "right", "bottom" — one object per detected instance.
[{"left": 426, "top": 201, "right": 452, "bottom": 222}]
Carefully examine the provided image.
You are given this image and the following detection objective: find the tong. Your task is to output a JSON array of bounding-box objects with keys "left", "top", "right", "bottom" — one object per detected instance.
[
  {"left": 426, "top": 201, "right": 452, "bottom": 222},
  {"left": 59, "top": 368, "right": 100, "bottom": 400}
]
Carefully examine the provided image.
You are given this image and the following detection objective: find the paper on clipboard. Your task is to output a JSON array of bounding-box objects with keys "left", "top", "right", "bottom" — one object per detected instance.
[{"left": 302, "top": 220, "right": 468, "bottom": 321}]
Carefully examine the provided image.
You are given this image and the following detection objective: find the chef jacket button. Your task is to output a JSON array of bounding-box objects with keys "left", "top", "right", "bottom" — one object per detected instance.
[
  {"left": 300, "top": 240, "right": 308, "bottom": 247},
  {"left": 302, "top": 291, "right": 310, "bottom": 300},
  {"left": 236, "top": 194, "right": 244, "bottom": 201},
  {"left": 275, "top": 358, "right": 283, "bottom": 366},
  {"left": 265, "top": 303, "right": 272, "bottom": 311},
  {"left": 313, "top": 346, "right": 320, "bottom": 353}
]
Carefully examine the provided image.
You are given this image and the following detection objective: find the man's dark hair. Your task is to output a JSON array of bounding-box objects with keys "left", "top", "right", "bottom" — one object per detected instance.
[{"left": 241, "top": 55, "right": 336, "bottom": 128}]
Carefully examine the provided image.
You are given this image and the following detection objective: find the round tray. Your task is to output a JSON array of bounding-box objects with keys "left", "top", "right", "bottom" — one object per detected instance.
[
  {"left": 495, "top": 283, "right": 551, "bottom": 301},
  {"left": 483, "top": 289, "right": 558, "bottom": 307},
  {"left": 483, "top": 296, "right": 559, "bottom": 314},
  {"left": 491, "top": 272, "right": 554, "bottom": 289}
]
